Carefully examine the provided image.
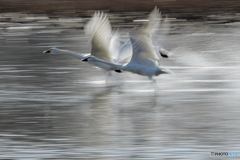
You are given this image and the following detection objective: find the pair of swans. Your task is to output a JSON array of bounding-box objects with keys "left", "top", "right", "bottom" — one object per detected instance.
[{"left": 44, "top": 7, "right": 171, "bottom": 80}]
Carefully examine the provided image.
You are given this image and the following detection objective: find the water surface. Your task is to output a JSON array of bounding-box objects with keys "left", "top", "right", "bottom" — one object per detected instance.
[{"left": 0, "top": 13, "right": 240, "bottom": 159}]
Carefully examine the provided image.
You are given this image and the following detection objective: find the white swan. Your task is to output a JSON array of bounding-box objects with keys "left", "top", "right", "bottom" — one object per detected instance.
[
  {"left": 43, "top": 9, "right": 171, "bottom": 74},
  {"left": 83, "top": 7, "right": 170, "bottom": 80},
  {"left": 43, "top": 12, "right": 126, "bottom": 73},
  {"left": 43, "top": 47, "right": 122, "bottom": 72},
  {"left": 119, "top": 14, "right": 171, "bottom": 61}
]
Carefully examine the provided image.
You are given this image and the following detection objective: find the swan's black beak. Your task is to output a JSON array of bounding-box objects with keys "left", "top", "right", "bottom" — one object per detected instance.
[
  {"left": 82, "top": 58, "right": 88, "bottom": 61},
  {"left": 43, "top": 49, "right": 51, "bottom": 54}
]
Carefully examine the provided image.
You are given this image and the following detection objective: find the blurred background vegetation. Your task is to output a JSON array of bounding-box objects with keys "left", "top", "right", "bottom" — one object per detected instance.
[{"left": 0, "top": 0, "right": 240, "bottom": 20}]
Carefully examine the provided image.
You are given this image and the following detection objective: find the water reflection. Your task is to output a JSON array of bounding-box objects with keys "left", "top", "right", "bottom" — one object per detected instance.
[{"left": 0, "top": 13, "right": 240, "bottom": 159}]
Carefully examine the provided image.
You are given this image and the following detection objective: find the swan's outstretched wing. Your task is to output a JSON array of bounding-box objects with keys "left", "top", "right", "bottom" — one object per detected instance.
[
  {"left": 117, "top": 39, "right": 132, "bottom": 64},
  {"left": 140, "top": 7, "right": 161, "bottom": 37},
  {"left": 85, "top": 12, "right": 112, "bottom": 62},
  {"left": 109, "top": 30, "right": 121, "bottom": 63},
  {"left": 129, "top": 34, "right": 159, "bottom": 66},
  {"left": 152, "top": 16, "right": 171, "bottom": 56},
  {"left": 140, "top": 7, "right": 172, "bottom": 59},
  {"left": 129, "top": 7, "right": 162, "bottom": 64},
  {"left": 109, "top": 31, "right": 133, "bottom": 64}
]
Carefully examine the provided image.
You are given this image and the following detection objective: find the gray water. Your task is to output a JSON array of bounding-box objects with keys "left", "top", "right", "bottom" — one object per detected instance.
[{"left": 0, "top": 13, "right": 240, "bottom": 159}]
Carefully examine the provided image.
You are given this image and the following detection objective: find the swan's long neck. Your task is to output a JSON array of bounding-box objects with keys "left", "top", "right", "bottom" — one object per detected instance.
[
  {"left": 56, "top": 49, "right": 87, "bottom": 60},
  {"left": 92, "top": 57, "right": 124, "bottom": 70}
]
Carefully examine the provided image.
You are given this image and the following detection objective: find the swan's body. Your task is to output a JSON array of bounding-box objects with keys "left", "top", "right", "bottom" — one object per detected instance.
[
  {"left": 83, "top": 7, "right": 170, "bottom": 80},
  {"left": 83, "top": 54, "right": 169, "bottom": 79}
]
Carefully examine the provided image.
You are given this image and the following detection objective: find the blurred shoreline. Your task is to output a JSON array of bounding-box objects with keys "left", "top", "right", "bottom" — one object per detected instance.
[{"left": 0, "top": 0, "right": 240, "bottom": 20}]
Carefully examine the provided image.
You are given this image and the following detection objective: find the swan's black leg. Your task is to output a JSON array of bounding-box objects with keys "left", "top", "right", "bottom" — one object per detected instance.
[
  {"left": 104, "top": 71, "right": 112, "bottom": 84},
  {"left": 105, "top": 71, "right": 121, "bottom": 86},
  {"left": 148, "top": 78, "right": 159, "bottom": 92},
  {"left": 147, "top": 77, "right": 154, "bottom": 89}
]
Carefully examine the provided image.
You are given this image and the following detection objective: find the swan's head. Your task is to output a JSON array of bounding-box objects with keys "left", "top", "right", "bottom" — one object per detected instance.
[{"left": 43, "top": 48, "right": 59, "bottom": 54}]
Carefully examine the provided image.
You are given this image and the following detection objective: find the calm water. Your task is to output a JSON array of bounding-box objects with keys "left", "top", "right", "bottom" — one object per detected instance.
[{"left": 0, "top": 13, "right": 240, "bottom": 159}]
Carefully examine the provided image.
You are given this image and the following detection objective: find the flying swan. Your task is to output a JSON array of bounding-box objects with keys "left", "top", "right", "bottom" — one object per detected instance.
[
  {"left": 82, "top": 7, "right": 171, "bottom": 80},
  {"left": 43, "top": 12, "right": 128, "bottom": 73},
  {"left": 43, "top": 9, "right": 171, "bottom": 75}
]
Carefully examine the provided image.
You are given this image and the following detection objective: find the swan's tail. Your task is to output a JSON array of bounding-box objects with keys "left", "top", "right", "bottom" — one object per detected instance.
[{"left": 160, "top": 68, "right": 172, "bottom": 74}]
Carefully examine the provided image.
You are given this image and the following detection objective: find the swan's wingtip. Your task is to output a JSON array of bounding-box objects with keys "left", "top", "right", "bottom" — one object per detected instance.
[{"left": 159, "top": 51, "right": 169, "bottom": 58}]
